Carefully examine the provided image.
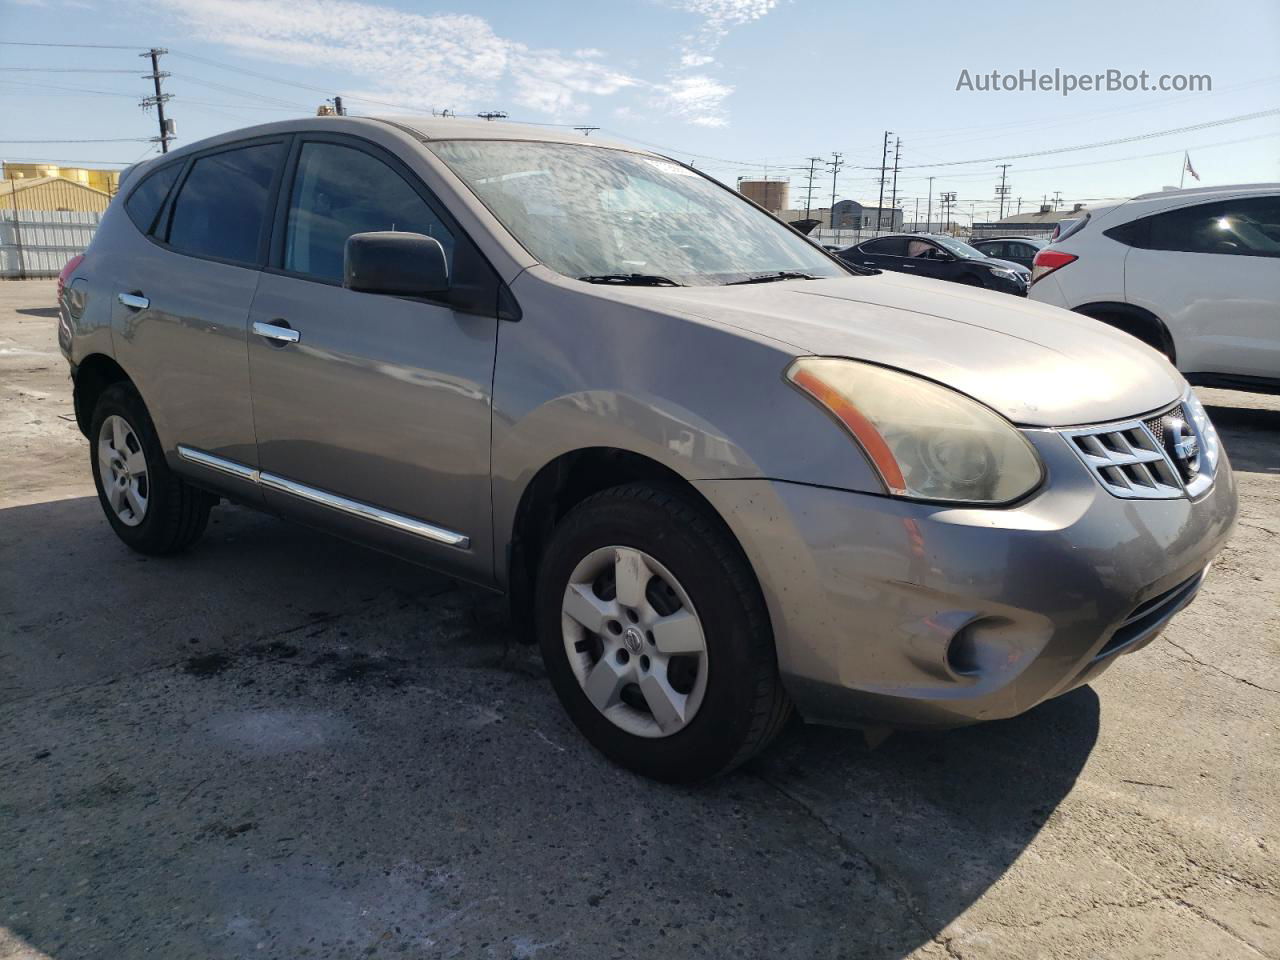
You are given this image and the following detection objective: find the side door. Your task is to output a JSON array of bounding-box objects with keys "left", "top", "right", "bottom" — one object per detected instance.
[
  {"left": 109, "top": 139, "right": 286, "bottom": 501},
  {"left": 1123, "top": 196, "right": 1280, "bottom": 379},
  {"left": 851, "top": 236, "right": 909, "bottom": 271},
  {"left": 247, "top": 135, "right": 500, "bottom": 582},
  {"left": 903, "top": 238, "right": 954, "bottom": 280}
]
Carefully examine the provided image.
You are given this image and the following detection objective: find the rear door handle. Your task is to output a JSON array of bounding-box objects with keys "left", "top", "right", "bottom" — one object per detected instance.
[
  {"left": 252, "top": 320, "right": 300, "bottom": 344},
  {"left": 117, "top": 292, "right": 149, "bottom": 310}
]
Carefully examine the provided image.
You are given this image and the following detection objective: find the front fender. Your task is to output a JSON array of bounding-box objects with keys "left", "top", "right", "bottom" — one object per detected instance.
[{"left": 491, "top": 269, "right": 885, "bottom": 579}]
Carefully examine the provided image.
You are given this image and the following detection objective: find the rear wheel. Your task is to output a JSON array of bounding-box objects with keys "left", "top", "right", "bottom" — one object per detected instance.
[
  {"left": 90, "top": 382, "right": 213, "bottom": 555},
  {"left": 536, "top": 483, "right": 791, "bottom": 782}
]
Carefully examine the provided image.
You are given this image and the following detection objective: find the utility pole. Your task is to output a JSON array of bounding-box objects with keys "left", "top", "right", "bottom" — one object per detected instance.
[
  {"left": 802, "top": 156, "right": 822, "bottom": 219},
  {"left": 1016, "top": 196, "right": 1023, "bottom": 214},
  {"left": 888, "top": 137, "right": 901, "bottom": 230},
  {"left": 876, "top": 130, "right": 891, "bottom": 231},
  {"left": 940, "top": 191, "right": 956, "bottom": 235},
  {"left": 926, "top": 176, "right": 935, "bottom": 232},
  {"left": 827, "top": 152, "right": 843, "bottom": 232},
  {"left": 995, "top": 163, "right": 1011, "bottom": 220},
  {"left": 1052, "top": 190, "right": 1063, "bottom": 208},
  {"left": 140, "top": 48, "right": 173, "bottom": 153},
  {"left": 912, "top": 197, "right": 919, "bottom": 230},
  {"left": 573, "top": 126, "right": 600, "bottom": 136}
]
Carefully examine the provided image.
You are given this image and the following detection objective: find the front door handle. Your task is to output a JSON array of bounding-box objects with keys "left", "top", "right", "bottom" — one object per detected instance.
[
  {"left": 117, "top": 292, "right": 149, "bottom": 310},
  {"left": 252, "top": 320, "right": 300, "bottom": 345}
]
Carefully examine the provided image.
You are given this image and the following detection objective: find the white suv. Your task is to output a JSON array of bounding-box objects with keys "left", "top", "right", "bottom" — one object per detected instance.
[{"left": 1028, "top": 184, "right": 1280, "bottom": 394}]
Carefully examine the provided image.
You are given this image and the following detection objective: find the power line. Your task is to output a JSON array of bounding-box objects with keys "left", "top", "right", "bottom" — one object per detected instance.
[
  {"left": 0, "top": 41, "right": 146, "bottom": 50},
  {"left": 0, "top": 138, "right": 153, "bottom": 144},
  {"left": 0, "top": 67, "right": 142, "bottom": 73},
  {"left": 856, "top": 107, "right": 1280, "bottom": 170}
]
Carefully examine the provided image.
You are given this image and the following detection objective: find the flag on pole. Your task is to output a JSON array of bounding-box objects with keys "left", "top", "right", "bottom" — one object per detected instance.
[{"left": 1184, "top": 152, "right": 1200, "bottom": 182}]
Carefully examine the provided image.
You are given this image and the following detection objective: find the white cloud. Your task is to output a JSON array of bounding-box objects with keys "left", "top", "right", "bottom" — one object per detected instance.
[
  {"left": 154, "top": 0, "right": 635, "bottom": 117},
  {"left": 658, "top": 74, "right": 734, "bottom": 127},
  {"left": 655, "top": 0, "right": 780, "bottom": 126}
]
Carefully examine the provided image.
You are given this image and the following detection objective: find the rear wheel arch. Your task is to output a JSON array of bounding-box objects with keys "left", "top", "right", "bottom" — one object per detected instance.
[
  {"left": 1072, "top": 302, "right": 1177, "bottom": 362},
  {"left": 72, "top": 354, "right": 131, "bottom": 438}
]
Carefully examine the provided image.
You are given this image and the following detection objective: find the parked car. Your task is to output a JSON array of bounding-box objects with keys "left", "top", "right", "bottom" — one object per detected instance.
[
  {"left": 1029, "top": 184, "right": 1280, "bottom": 394},
  {"left": 971, "top": 235, "right": 1046, "bottom": 269},
  {"left": 838, "top": 233, "right": 1030, "bottom": 294},
  {"left": 59, "top": 118, "right": 1237, "bottom": 782}
]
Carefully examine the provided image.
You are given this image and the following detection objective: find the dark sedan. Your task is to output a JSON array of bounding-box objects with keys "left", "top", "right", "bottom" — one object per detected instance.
[
  {"left": 971, "top": 235, "right": 1047, "bottom": 269},
  {"left": 839, "top": 234, "right": 1030, "bottom": 295}
]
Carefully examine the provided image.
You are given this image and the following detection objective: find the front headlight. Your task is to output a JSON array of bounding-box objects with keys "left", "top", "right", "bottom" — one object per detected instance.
[
  {"left": 990, "top": 267, "right": 1023, "bottom": 282},
  {"left": 1183, "top": 388, "right": 1221, "bottom": 476},
  {"left": 786, "top": 357, "right": 1044, "bottom": 504}
]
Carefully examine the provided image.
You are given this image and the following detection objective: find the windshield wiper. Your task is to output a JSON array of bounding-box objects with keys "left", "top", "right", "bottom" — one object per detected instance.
[
  {"left": 579, "top": 273, "right": 683, "bottom": 287},
  {"left": 724, "top": 271, "right": 820, "bottom": 285}
]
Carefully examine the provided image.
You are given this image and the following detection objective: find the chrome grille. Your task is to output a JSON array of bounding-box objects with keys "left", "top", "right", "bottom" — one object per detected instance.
[{"left": 1060, "top": 409, "right": 1184, "bottom": 500}]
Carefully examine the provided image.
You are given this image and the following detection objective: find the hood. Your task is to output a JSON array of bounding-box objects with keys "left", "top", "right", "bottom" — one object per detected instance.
[{"left": 596, "top": 272, "right": 1184, "bottom": 427}]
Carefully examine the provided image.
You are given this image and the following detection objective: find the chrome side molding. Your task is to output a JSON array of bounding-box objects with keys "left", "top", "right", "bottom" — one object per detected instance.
[
  {"left": 178, "top": 445, "right": 261, "bottom": 483},
  {"left": 175, "top": 445, "right": 469, "bottom": 549}
]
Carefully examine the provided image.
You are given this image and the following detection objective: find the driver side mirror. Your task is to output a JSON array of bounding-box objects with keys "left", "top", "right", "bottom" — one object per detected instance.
[{"left": 344, "top": 231, "right": 450, "bottom": 298}]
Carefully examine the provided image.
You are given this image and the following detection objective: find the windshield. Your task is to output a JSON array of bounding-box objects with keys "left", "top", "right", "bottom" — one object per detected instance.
[
  {"left": 930, "top": 235, "right": 987, "bottom": 260},
  {"left": 429, "top": 140, "right": 847, "bottom": 286}
]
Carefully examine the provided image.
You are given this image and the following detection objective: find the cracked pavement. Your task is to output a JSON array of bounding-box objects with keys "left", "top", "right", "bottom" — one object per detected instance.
[{"left": 2, "top": 280, "right": 1277, "bottom": 959}]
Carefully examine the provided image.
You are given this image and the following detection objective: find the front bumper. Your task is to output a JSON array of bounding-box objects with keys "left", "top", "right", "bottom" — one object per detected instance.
[{"left": 694, "top": 428, "right": 1238, "bottom": 729}]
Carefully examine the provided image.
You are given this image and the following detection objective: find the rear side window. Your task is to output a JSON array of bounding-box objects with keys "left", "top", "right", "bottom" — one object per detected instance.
[
  {"left": 124, "top": 163, "right": 181, "bottom": 235},
  {"left": 862, "top": 236, "right": 907, "bottom": 256},
  {"left": 283, "top": 141, "right": 455, "bottom": 283},
  {"left": 1116, "top": 197, "right": 1280, "bottom": 258},
  {"left": 166, "top": 142, "right": 283, "bottom": 265}
]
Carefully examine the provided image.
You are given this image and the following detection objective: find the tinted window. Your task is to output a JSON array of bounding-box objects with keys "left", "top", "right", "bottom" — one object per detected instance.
[
  {"left": 976, "top": 241, "right": 1003, "bottom": 258},
  {"left": 167, "top": 143, "right": 283, "bottom": 264},
  {"left": 861, "top": 236, "right": 908, "bottom": 256},
  {"left": 284, "top": 141, "right": 455, "bottom": 283},
  {"left": 124, "top": 163, "right": 181, "bottom": 235},
  {"left": 1142, "top": 197, "right": 1280, "bottom": 257}
]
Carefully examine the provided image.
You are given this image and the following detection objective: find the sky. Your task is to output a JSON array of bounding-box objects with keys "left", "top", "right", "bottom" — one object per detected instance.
[{"left": 3, "top": 0, "right": 1278, "bottom": 224}]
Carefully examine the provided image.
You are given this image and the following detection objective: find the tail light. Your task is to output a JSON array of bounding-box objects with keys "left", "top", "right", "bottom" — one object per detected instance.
[
  {"left": 57, "top": 254, "right": 85, "bottom": 306},
  {"left": 1030, "top": 249, "right": 1077, "bottom": 287}
]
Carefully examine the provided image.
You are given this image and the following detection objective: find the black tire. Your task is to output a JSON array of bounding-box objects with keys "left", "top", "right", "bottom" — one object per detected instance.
[
  {"left": 89, "top": 381, "right": 213, "bottom": 555},
  {"left": 535, "top": 483, "right": 791, "bottom": 782}
]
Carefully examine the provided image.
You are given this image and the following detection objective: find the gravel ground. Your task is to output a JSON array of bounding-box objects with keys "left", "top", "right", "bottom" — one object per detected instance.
[{"left": 1, "top": 279, "right": 1277, "bottom": 960}]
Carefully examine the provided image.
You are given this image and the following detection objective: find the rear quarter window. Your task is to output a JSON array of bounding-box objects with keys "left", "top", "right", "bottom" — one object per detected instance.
[{"left": 124, "top": 163, "right": 182, "bottom": 235}]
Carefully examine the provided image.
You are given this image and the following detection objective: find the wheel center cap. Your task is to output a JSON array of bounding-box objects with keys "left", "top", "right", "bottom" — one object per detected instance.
[{"left": 623, "top": 626, "right": 644, "bottom": 654}]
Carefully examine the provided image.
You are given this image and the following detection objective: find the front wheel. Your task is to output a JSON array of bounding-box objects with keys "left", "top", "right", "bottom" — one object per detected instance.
[
  {"left": 89, "top": 382, "right": 213, "bottom": 555},
  {"left": 535, "top": 483, "right": 791, "bottom": 782}
]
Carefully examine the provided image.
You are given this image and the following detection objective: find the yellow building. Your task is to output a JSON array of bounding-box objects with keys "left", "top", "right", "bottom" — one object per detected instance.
[
  {"left": 1, "top": 176, "right": 113, "bottom": 213},
  {"left": 2, "top": 162, "right": 120, "bottom": 196}
]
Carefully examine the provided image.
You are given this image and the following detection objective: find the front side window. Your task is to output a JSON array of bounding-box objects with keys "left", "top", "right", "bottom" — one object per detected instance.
[
  {"left": 931, "top": 235, "right": 986, "bottom": 260},
  {"left": 429, "top": 140, "right": 846, "bottom": 286},
  {"left": 1144, "top": 197, "right": 1280, "bottom": 257},
  {"left": 124, "top": 162, "right": 181, "bottom": 235},
  {"left": 167, "top": 142, "right": 283, "bottom": 264},
  {"left": 284, "top": 142, "right": 455, "bottom": 283}
]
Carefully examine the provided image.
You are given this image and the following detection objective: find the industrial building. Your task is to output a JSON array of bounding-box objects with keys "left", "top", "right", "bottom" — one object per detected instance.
[
  {"left": 0, "top": 176, "right": 113, "bottom": 214},
  {"left": 2, "top": 162, "right": 120, "bottom": 196}
]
